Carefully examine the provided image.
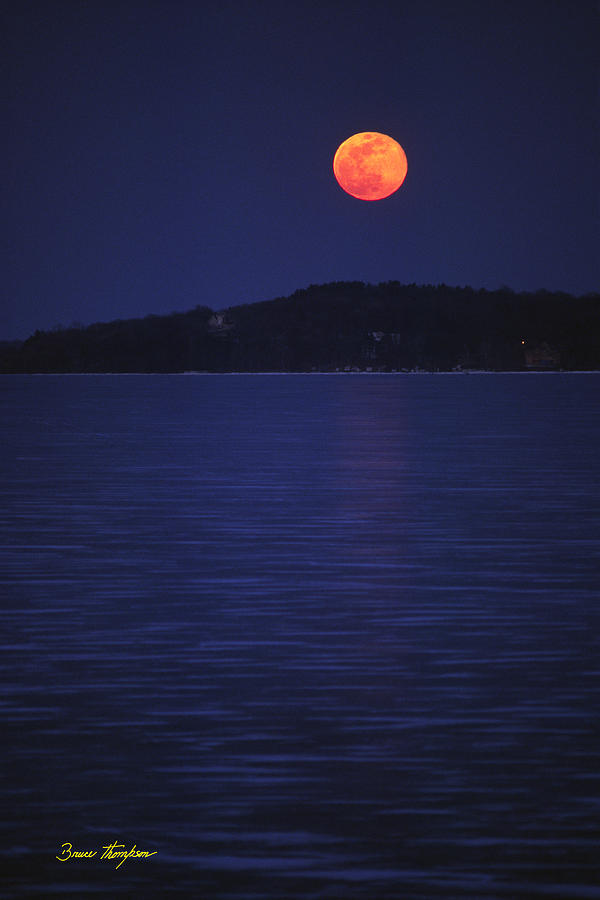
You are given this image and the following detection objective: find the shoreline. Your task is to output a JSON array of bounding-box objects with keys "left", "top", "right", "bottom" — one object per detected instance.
[{"left": 2, "top": 370, "right": 600, "bottom": 377}]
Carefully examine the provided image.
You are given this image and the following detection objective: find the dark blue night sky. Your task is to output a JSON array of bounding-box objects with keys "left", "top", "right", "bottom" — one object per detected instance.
[{"left": 4, "top": 0, "right": 599, "bottom": 340}]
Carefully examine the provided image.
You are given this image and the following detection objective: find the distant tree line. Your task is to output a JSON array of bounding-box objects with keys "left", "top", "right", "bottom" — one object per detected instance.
[{"left": 1, "top": 282, "right": 599, "bottom": 373}]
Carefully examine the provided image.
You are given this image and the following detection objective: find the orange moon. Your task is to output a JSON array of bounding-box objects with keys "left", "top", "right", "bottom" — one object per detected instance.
[{"left": 333, "top": 132, "right": 408, "bottom": 201}]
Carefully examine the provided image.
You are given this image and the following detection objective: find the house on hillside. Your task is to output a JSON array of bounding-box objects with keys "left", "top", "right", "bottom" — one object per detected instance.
[
  {"left": 523, "top": 341, "right": 560, "bottom": 369},
  {"left": 208, "top": 313, "right": 233, "bottom": 334}
]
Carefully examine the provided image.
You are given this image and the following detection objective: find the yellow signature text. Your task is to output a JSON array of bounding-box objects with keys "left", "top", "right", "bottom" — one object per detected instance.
[{"left": 56, "top": 841, "right": 157, "bottom": 869}]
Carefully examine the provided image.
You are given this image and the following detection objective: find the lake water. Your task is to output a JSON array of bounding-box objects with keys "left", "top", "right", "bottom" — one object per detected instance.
[{"left": 1, "top": 373, "right": 599, "bottom": 899}]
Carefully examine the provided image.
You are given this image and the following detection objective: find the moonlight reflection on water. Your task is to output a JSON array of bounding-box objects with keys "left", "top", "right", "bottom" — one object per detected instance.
[{"left": 1, "top": 373, "right": 599, "bottom": 899}]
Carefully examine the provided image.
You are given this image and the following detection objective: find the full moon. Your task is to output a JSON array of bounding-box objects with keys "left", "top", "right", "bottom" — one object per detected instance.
[{"left": 333, "top": 132, "right": 407, "bottom": 201}]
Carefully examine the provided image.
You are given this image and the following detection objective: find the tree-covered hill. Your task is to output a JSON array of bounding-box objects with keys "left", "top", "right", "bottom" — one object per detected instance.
[{"left": 2, "top": 282, "right": 599, "bottom": 373}]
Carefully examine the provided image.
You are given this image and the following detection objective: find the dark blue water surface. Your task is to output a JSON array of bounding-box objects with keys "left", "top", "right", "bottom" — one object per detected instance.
[{"left": 1, "top": 374, "right": 599, "bottom": 899}]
